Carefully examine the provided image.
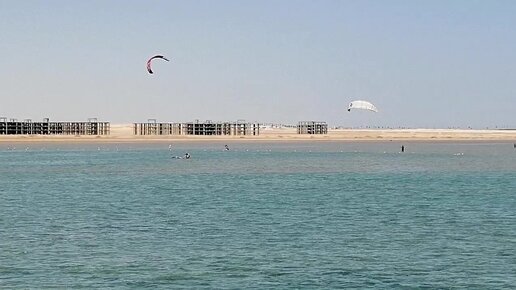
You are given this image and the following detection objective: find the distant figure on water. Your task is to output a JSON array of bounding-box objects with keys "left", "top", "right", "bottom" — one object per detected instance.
[
  {"left": 171, "top": 152, "right": 191, "bottom": 160},
  {"left": 401, "top": 145, "right": 405, "bottom": 153},
  {"left": 225, "top": 144, "right": 230, "bottom": 151}
]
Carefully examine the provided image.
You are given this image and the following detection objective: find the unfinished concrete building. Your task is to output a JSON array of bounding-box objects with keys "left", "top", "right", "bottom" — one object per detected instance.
[
  {"left": 297, "top": 121, "right": 328, "bottom": 134},
  {"left": 133, "top": 119, "right": 182, "bottom": 135},
  {"left": 133, "top": 120, "right": 260, "bottom": 136},
  {"left": 0, "top": 117, "right": 110, "bottom": 135}
]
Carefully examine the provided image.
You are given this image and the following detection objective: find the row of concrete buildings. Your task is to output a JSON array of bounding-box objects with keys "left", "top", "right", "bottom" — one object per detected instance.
[
  {"left": 0, "top": 118, "right": 110, "bottom": 135},
  {"left": 1, "top": 117, "right": 328, "bottom": 136},
  {"left": 133, "top": 120, "right": 261, "bottom": 136}
]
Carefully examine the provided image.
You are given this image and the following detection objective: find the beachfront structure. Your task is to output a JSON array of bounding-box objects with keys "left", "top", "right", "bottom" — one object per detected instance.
[
  {"left": 0, "top": 117, "right": 110, "bottom": 135},
  {"left": 133, "top": 119, "right": 182, "bottom": 135},
  {"left": 134, "top": 120, "right": 260, "bottom": 136},
  {"left": 183, "top": 120, "right": 260, "bottom": 136},
  {"left": 297, "top": 121, "right": 328, "bottom": 134}
]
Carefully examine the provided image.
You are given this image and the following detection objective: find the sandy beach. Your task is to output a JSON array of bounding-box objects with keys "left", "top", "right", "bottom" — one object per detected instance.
[{"left": 1, "top": 124, "right": 515, "bottom": 143}]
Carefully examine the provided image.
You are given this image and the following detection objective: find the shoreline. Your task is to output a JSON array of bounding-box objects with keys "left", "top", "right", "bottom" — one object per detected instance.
[{"left": 1, "top": 127, "right": 516, "bottom": 143}]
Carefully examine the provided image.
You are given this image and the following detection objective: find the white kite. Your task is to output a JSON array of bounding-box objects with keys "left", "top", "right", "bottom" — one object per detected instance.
[{"left": 347, "top": 100, "right": 378, "bottom": 113}]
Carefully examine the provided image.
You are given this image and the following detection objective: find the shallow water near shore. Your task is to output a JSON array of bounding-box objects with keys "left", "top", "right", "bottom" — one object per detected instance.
[{"left": 1, "top": 141, "right": 515, "bottom": 288}]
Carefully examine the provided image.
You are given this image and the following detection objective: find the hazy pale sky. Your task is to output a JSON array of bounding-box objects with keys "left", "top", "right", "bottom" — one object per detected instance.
[{"left": 1, "top": 0, "right": 515, "bottom": 128}]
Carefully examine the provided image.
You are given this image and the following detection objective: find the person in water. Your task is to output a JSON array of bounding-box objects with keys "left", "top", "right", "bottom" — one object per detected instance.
[
  {"left": 401, "top": 145, "right": 405, "bottom": 153},
  {"left": 225, "top": 144, "right": 230, "bottom": 151},
  {"left": 184, "top": 152, "right": 191, "bottom": 159}
]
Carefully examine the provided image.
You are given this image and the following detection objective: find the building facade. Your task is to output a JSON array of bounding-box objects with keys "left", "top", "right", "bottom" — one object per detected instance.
[
  {"left": 297, "top": 121, "right": 328, "bottom": 134},
  {"left": 134, "top": 120, "right": 260, "bottom": 136},
  {"left": 0, "top": 117, "right": 110, "bottom": 135}
]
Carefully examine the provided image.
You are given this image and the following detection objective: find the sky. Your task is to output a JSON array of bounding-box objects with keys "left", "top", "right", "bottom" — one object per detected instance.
[{"left": 1, "top": 0, "right": 515, "bottom": 128}]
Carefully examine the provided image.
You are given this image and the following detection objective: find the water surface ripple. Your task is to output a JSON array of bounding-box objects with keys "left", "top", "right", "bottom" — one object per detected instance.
[{"left": 1, "top": 142, "right": 515, "bottom": 288}]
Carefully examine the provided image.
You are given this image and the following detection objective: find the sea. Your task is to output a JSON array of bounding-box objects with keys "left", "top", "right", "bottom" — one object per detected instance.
[{"left": 1, "top": 141, "right": 515, "bottom": 289}]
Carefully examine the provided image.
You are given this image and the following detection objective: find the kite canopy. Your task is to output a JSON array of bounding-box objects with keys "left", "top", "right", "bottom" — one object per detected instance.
[
  {"left": 347, "top": 100, "right": 378, "bottom": 113},
  {"left": 146, "top": 55, "right": 169, "bottom": 74}
]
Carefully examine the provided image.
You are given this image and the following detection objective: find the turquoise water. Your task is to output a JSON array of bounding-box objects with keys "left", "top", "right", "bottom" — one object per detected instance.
[{"left": 1, "top": 141, "right": 515, "bottom": 288}]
